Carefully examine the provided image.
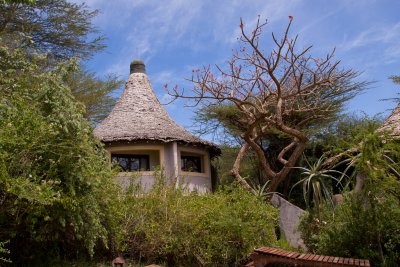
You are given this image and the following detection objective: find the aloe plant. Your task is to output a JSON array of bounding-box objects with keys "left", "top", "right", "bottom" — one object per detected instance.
[{"left": 290, "top": 155, "right": 346, "bottom": 215}]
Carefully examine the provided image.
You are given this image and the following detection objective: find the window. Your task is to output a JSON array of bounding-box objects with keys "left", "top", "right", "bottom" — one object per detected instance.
[
  {"left": 181, "top": 155, "right": 202, "bottom": 173},
  {"left": 111, "top": 154, "right": 150, "bottom": 171}
]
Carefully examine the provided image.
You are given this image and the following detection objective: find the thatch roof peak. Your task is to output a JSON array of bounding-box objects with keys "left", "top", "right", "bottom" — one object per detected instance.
[
  {"left": 94, "top": 62, "right": 219, "bottom": 155},
  {"left": 130, "top": 59, "right": 146, "bottom": 74},
  {"left": 380, "top": 103, "right": 400, "bottom": 137}
]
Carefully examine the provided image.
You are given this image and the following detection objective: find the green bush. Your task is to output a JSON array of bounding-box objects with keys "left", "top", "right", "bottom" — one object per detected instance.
[
  {"left": 0, "top": 47, "right": 120, "bottom": 263},
  {"left": 116, "top": 173, "right": 278, "bottom": 266},
  {"left": 299, "top": 194, "right": 400, "bottom": 266},
  {"left": 0, "top": 240, "right": 11, "bottom": 264},
  {"left": 299, "top": 120, "right": 400, "bottom": 266}
]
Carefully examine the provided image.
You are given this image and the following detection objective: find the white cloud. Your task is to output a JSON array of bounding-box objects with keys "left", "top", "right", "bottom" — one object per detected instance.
[
  {"left": 150, "top": 70, "right": 175, "bottom": 85},
  {"left": 341, "top": 22, "right": 400, "bottom": 50},
  {"left": 339, "top": 22, "right": 400, "bottom": 64}
]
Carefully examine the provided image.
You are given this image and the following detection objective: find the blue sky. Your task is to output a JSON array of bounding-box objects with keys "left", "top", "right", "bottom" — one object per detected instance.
[{"left": 77, "top": 0, "right": 400, "bottom": 140}]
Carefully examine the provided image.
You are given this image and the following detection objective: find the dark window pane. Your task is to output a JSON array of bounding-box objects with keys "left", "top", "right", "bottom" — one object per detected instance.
[
  {"left": 111, "top": 154, "right": 150, "bottom": 171},
  {"left": 181, "top": 155, "right": 202, "bottom": 172},
  {"left": 130, "top": 158, "right": 139, "bottom": 171}
]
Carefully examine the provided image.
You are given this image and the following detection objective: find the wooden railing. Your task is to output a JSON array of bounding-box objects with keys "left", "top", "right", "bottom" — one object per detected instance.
[{"left": 245, "top": 247, "right": 370, "bottom": 267}]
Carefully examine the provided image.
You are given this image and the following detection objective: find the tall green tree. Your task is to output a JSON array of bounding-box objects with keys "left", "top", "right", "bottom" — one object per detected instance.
[
  {"left": 0, "top": 47, "right": 119, "bottom": 263},
  {"left": 0, "top": 0, "right": 123, "bottom": 123},
  {"left": 0, "top": 0, "right": 105, "bottom": 60},
  {"left": 65, "top": 65, "right": 123, "bottom": 123}
]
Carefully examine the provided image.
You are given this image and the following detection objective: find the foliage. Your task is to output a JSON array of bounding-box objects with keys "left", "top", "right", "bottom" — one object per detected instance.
[
  {"left": 299, "top": 117, "right": 400, "bottom": 266},
  {"left": 212, "top": 145, "right": 262, "bottom": 185},
  {"left": 65, "top": 65, "right": 123, "bottom": 123},
  {"left": 299, "top": 194, "right": 400, "bottom": 267},
  {"left": 171, "top": 17, "right": 368, "bottom": 193},
  {"left": 116, "top": 172, "right": 278, "bottom": 266},
  {"left": 290, "top": 155, "right": 344, "bottom": 215},
  {"left": 310, "top": 114, "right": 383, "bottom": 155},
  {"left": 0, "top": 0, "right": 105, "bottom": 60},
  {"left": 0, "top": 240, "right": 11, "bottom": 264},
  {"left": 0, "top": 0, "right": 122, "bottom": 123},
  {"left": 0, "top": 47, "right": 119, "bottom": 263},
  {"left": 1, "top": 0, "right": 35, "bottom": 4}
]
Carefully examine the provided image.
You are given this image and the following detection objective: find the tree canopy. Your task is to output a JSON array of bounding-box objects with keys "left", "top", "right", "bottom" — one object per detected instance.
[
  {"left": 170, "top": 17, "right": 369, "bottom": 193},
  {"left": 0, "top": 0, "right": 123, "bottom": 123},
  {"left": 65, "top": 65, "right": 123, "bottom": 123},
  {"left": 0, "top": 0, "right": 105, "bottom": 60}
]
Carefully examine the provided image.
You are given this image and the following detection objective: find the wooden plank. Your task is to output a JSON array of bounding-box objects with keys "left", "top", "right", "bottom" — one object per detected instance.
[
  {"left": 286, "top": 252, "right": 296, "bottom": 258},
  {"left": 311, "top": 254, "right": 320, "bottom": 261},
  {"left": 327, "top": 256, "right": 335, "bottom": 263},
  {"left": 338, "top": 257, "right": 344, "bottom": 264},
  {"left": 268, "top": 248, "right": 280, "bottom": 255},
  {"left": 323, "top": 255, "right": 330, "bottom": 262},
  {"left": 281, "top": 250, "right": 292, "bottom": 257},
  {"left": 311, "top": 255, "right": 321, "bottom": 262},
  {"left": 254, "top": 247, "right": 271, "bottom": 253},
  {"left": 333, "top": 257, "right": 340, "bottom": 263},
  {"left": 255, "top": 247, "right": 270, "bottom": 254},
  {"left": 259, "top": 247, "right": 276, "bottom": 255},
  {"left": 354, "top": 259, "right": 360, "bottom": 266},
  {"left": 305, "top": 254, "right": 314, "bottom": 260},
  {"left": 290, "top": 252, "right": 299, "bottom": 258},
  {"left": 297, "top": 253, "right": 307, "bottom": 259},
  {"left": 304, "top": 254, "right": 313, "bottom": 260}
]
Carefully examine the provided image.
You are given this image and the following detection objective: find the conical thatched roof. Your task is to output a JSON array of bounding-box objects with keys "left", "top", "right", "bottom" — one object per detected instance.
[
  {"left": 380, "top": 103, "right": 400, "bottom": 137},
  {"left": 94, "top": 60, "right": 219, "bottom": 155}
]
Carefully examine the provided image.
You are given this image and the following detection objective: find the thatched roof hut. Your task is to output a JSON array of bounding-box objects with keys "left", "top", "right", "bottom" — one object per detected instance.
[
  {"left": 94, "top": 60, "right": 219, "bottom": 155},
  {"left": 94, "top": 60, "right": 219, "bottom": 192}
]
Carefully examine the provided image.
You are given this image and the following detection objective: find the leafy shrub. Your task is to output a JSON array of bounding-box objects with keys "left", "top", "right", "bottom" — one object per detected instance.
[
  {"left": 0, "top": 240, "right": 11, "bottom": 264},
  {"left": 299, "top": 194, "right": 400, "bottom": 266},
  {"left": 116, "top": 172, "right": 278, "bottom": 266},
  {"left": 299, "top": 120, "right": 400, "bottom": 267},
  {"left": 0, "top": 47, "right": 120, "bottom": 263}
]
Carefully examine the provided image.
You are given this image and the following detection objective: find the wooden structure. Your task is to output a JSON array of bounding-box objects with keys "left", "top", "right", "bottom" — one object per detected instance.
[{"left": 246, "top": 247, "right": 370, "bottom": 267}]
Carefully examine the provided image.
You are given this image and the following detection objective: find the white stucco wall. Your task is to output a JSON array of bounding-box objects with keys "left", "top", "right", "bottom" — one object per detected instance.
[
  {"left": 114, "top": 173, "right": 155, "bottom": 192},
  {"left": 178, "top": 145, "right": 212, "bottom": 193},
  {"left": 106, "top": 142, "right": 213, "bottom": 193},
  {"left": 163, "top": 142, "right": 176, "bottom": 178}
]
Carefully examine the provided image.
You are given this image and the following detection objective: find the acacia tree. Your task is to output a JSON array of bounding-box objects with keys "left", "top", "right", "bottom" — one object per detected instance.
[
  {"left": 0, "top": 0, "right": 105, "bottom": 60},
  {"left": 170, "top": 17, "right": 368, "bottom": 193},
  {"left": 65, "top": 65, "right": 123, "bottom": 123},
  {"left": 0, "top": 0, "right": 123, "bottom": 123}
]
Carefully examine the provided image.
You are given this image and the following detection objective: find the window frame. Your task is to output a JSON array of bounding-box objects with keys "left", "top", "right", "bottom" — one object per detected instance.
[
  {"left": 111, "top": 154, "right": 150, "bottom": 172},
  {"left": 180, "top": 155, "right": 203, "bottom": 173}
]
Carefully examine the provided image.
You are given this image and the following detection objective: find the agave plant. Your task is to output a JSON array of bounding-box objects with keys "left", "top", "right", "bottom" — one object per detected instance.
[
  {"left": 290, "top": 155, "right": 346, "bottom": 215},
  {"left": 249, "top": 180, "right": 273, "bottom": 201}
]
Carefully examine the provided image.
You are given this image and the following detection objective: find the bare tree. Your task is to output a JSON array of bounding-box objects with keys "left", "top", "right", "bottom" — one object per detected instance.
[{"left": 169, "top": 16, "right": 368, "bottom": 193}]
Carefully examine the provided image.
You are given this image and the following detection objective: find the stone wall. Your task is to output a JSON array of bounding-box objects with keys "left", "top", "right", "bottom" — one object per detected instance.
[{"left": 271, "top": 194, "right": 306, "bottom": 250}]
